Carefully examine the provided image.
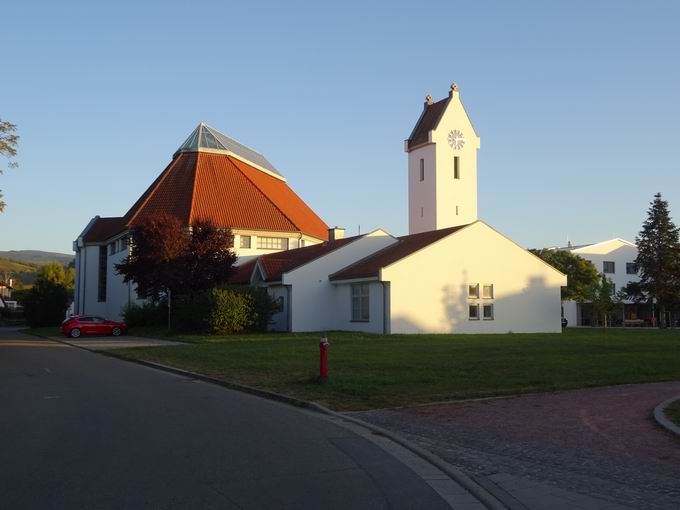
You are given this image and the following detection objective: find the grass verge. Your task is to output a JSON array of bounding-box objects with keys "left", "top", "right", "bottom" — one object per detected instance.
[
  {"left": 112, "top": 328, "right": 680, "bottom": 411},
  {"left": 665, "top": 399, "right": 680, "bottom": 428}
]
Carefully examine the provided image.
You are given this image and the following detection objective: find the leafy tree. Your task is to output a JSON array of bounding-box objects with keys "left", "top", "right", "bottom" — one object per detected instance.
[
  {"left": 115, "top": 214, "right": 237, "bottom": 327},
  {"left": 0, "top": 118, "right": 19, "bottom": 212},
  {"left": 530, "top": 248, "right": 600, "bottom": 301},
  {"left": 634, "top": 193, "right": 680, "bottom": 327},
  {"left": 21, "top": 266, "right": 73, "bottom": 327},
  {"left": 591, "top": 275, "right": 624, "bottom": 327}
]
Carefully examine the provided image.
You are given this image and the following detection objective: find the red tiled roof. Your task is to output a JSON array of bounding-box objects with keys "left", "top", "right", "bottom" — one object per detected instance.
[
  {"left": 330, "top": 225, "right": 469, "bottom": 281},
  {"left": 257, "top": 236, "right": 359, "bottom": 282},
  {"left": 82, "top": 217, "right": 127, "bottom": 243},
  {"left": 227, "top": 259, "right": 258, "bottom": 285},
  {"left": 123, "top": 152, "right": 328, "bottom": 240},
  {"left": 407, "top": 97, "right": 450, "bottom": 150}
]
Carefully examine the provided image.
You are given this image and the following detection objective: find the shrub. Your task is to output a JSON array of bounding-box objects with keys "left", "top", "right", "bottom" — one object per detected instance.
[
  {"left": 22, "top": 281, "right": 71, "bottom": 327},
  {"left": 173, "top": 287, "right": 278, "bottom": 334},
  {"left": 122, "top": 301, "right": 167, "bottom": 328}
]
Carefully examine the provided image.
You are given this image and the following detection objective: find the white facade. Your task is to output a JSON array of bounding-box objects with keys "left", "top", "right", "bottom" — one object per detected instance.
[
  {"left": 256, "top": 222, "right": 566, "bottom": 334},
  {"left": 407, "top": 85, "right": 480, "bottom": 234},
  {"left": 560, "top": 239, "right": 640, "bottom": 326}
]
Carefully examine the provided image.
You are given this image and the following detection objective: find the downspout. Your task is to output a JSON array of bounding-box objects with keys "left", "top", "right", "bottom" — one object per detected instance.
[
  {"left": 286, "top": 285, "right": 292, "bottom": 332},
  {"left": 381, "top": 281, "right": 387, "bottom": 335}
]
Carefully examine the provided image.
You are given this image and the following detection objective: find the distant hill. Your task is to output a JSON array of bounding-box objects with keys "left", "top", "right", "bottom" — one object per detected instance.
[{"left": 0, "top": 250, "right": 73, "bottom": 267}]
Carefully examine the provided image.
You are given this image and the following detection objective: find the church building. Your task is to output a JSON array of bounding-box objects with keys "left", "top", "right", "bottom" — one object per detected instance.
[{"left": 73, "top": 84, "right": 566, "bottom": 333}]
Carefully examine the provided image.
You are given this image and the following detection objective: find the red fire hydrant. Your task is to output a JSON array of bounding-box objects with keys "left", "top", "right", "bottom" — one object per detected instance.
[{"left": 319, "top": 336, "right": 329, "bottom": 381}]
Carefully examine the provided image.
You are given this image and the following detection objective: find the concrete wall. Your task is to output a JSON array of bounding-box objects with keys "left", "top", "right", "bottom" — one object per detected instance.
[
  {"left": 383, "top": 222, "right": 566, "bottom": 334},
  {"left": 283, "top": 230, "right": 397, "bottom": 332},
  {"left": 408, "top": 145, "right": 437, "bottom": 234},
  {"left": 268, "top": 285, "right": 289, "bottom": 332},
  {"left": 571, "top": 240, "right": 639, "bottom": 298}
]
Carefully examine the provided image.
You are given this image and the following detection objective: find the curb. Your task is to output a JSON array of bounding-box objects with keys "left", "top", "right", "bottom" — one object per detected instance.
[
  {"left": 103, "top": 353, "right": 507, "bottom": 510},
  {"left": 653, "top": 395, "right": 680, "bottom": 437}
]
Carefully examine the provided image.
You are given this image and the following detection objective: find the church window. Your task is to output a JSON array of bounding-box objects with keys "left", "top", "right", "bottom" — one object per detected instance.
[
  {"left": 456, "top": 206, "right": 459, "bottom": 216},
  {"left": 483, "top": 304, "right": 494, "bottom": 320},
  {"left": 468, "top": 284, "right": 479, "bottom": 299},
  {"left": 454, "top": 156, "right": 460, "bottom": 179},
  {"left": 97, "top": 246, "right": 107, "bottom": 302},
  {"left": 421, "top": 207, "right": 424, "bottom": 217},
  {"left": 257, "top": 237, "right": 288, "bottom": 250},
  {"left": 351, "top": 283, "right": 370, "bottom": 322},
  {"left": 419, "top": 159, "right": 425, "bottom": 181},
  {"left": 469, "top": 304, "right": 479, "bottom": 320},
  {"left": 240, "top": 235, "right": 251, "bottom": 249}
]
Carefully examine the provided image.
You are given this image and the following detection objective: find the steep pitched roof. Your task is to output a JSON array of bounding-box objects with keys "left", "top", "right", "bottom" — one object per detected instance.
[
  {"left": 330, "top": 225, "right": 469, "bottom": 281},
  {"left": 123, "top": 151, "right": 328, "bottom": 240},
  {"left": 406, "top": 96, "right": 450, "bottom": 150},
  {"left": 255, "top": 236, "right": 360, "bottom": 283},
  {"left": 82, "top": 217, "right": 127, "bottom": 243},
  {"left": 175, "top": 123, "right": 283, "bottom": 179}
]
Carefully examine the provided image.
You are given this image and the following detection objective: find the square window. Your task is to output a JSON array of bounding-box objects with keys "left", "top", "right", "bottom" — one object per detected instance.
[
  {"left": 240, "top": 235, "right": 252, "bottom": 249},
  {"left": 468, "top": 284, "right": 479, "bottom": 299},
  {"left": 469, "top": 304, "right": 479, "bottom": 320},
  {"left": 483, "top": 284, "right": 494, "bottom": 299},
  {"left": 603, "top": 261, "right": 615, "bottom": 274},
  {"left": 483, "top": 304, "right": 494, "bottom": 320},
  {"left": 626, "top": 262, "right": 637, "bottom": 274},
  {"left": 419, "top": 159, "right": 425, "bottom": 181}
]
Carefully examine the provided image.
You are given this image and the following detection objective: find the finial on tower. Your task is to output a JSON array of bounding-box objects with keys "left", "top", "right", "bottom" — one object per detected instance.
[
  {"left": 451, "top": 83, "right": 459, "bottom": 92},
  {"left": 425, "top": 94, "right": 433, "bottom": 105}
]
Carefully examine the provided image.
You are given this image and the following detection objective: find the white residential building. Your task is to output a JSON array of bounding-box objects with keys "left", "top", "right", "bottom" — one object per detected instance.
[{"left": 560, "top": 239, "right": 645, "bottom": 326}]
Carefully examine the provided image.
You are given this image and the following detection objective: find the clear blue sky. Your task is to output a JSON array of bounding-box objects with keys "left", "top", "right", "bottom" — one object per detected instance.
[{"left": 2, "top": 0, "right": 679, "bottom": 254}]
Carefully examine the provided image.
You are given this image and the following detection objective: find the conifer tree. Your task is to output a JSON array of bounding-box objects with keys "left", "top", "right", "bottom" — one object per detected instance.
[{"left": 634, "top": 193, "right": 680, "bottom": 327}]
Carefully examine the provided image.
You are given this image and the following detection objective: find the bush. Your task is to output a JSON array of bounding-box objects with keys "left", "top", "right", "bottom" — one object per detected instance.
[
  {"left": 173, "top": 287, "right": 278, "bottom": 334},
  {"left": 22, "top": 281, "right": 71, "bottom": 327},
  {"left": 122, "top": 301, "right": 167, "bottom": 328}
]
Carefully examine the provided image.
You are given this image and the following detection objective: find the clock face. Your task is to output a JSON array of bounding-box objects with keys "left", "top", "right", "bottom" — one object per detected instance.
[{"left": 448, "top": 130, "right": 465, "bottom": 150}]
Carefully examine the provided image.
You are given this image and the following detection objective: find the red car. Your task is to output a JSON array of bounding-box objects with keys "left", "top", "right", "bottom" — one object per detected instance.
[{"left": 61, "top": 315, "right": 128, "bottom": 338}]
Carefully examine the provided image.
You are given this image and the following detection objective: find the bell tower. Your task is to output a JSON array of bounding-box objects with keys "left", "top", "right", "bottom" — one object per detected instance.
[{"left": 405, "top": 83, "right": 481, "bottom": 234}]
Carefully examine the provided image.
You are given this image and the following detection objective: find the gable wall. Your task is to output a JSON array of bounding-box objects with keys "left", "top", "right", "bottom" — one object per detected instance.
[{"left": 383, "top": 223, "right": 566, "bottom": 333}]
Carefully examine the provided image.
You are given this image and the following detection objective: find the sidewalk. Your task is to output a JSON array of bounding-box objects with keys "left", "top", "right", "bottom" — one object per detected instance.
[{"left": 49, "top": 335, "right": 183, "bottom": 351}]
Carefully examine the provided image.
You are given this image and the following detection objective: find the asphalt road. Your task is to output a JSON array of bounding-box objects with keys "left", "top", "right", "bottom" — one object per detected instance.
[{"left": 0, "top": 328, "right": 449, "bottom": 510}]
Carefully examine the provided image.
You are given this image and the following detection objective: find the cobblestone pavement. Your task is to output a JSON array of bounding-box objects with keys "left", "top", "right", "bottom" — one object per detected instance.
[{"left": 354, "top": 383, "right": 680, "bottom": 510}]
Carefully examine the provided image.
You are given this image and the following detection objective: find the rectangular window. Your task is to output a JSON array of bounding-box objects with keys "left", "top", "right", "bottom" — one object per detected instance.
[
  {"left": 469, "top": 304, "right": 479, "bottom": 320},
  {"left": 97, "top": 246, "right": 107, "bottom": 302},
  {"left": 456, "top": 205, "right": 459, "bottom": 216},
  {"left": 603, "top": 261, "right": 615, "bottom": 274},
  {"left": 468, "top": 284, "right": 479, "bottom": 299},
  {"left": 240, "top": 235, "right": 251, "bottom": 249},
  {"left": 419, "top": 159, "right": 425, "bottom": 181},
  {"left": 483, "top": 304, "right": 494, "bottom": 320},
  {"left": 120, "top": 237, "right": 128, "bottom": 251},
  {"left": 483, "top": 284, "right": 494, "bottom": 299},
  {"left": 611, "top": 283, "right": 616, "bottom": 295},
  {"left": 421, "top": 207, "right": 424, "bottom": 217},
  {"left": 454, "top": 156, "right": 460, "bottom": 179},
  {"left": 626, "top": 262, "right": 637, "bottom": 274},
  {"left": 257, "top": 237, "right": 288, "bottom": 250},
  {"left": 351, "top": 283, "right": 370, "bottom": 322},
  {"left": 108, "top": 242, "right": 115, "bottom": 256}
]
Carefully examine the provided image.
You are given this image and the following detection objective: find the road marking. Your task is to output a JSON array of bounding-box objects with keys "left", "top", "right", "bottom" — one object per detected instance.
[{"left": 0, "top": 341, "right": 69, "bottom": 348}]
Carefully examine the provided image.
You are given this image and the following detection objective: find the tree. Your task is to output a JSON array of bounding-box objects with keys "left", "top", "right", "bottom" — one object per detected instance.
[
  {"left": 115, "top": 214, "right": 237, "bottom": 327},
  {"left": 530, "top": 248, "right": 600, "bottom": 302},
  {"left": 0, "top": 118, "right": 19, "bottom": 212},
  {"left": 21, "top": 265, "right": 73, "bottom": 327},
  {"left": 591, "top": 274, "right": 624, "bottom": 327},
  {"left": 634, "top": 193, "right": 680, "bottom": 328}
]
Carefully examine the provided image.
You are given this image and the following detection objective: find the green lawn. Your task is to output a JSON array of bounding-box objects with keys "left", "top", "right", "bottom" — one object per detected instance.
[
  {"left": 665, "top": 399, "right": 680, "bottom": 428},
  {"left": 110, "top": 328, "right": 680, "bottom": 411}
]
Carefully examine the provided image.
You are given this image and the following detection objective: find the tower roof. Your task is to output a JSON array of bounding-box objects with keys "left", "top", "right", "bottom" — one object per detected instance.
[
  {"left": 175, "top": 123, "right": 284, "bottom": 180},
  {"left": 406, "top": 96, "right": 450, "bottom": 151}
]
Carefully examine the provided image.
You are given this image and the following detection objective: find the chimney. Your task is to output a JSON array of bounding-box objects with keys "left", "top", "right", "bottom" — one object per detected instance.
[{"left": 328, "top": 227, "right": 345, "bottom": 242}]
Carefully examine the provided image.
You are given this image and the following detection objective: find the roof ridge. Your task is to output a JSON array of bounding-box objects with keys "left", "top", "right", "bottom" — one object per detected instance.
[
  {"left": 228, "top": 156, "right": 300, "bottom": 233},
  {"left": 124, "top": 155, "right": 188, "bottom": 226}
]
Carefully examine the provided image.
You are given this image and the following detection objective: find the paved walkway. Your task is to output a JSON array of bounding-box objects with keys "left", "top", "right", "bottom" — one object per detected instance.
[
  {"left": 355, "top": 383, "right": 680, "bottom": 510},
  {"left": 0, "top": 328, "right": 486, "bottom": 509},
  {"left": 48, "top": 335, "right": 183, "bottom": 350}
]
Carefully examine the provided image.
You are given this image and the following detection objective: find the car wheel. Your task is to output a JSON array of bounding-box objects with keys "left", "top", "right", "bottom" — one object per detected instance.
[
  {"left": 112, "top": 327, "right": 121, "bottom": 337},
  {"left": 70, "top": 328, "right": 81, "bottom": 338}
]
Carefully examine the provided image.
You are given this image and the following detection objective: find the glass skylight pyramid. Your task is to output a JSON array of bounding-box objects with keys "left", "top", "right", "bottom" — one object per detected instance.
[{"left": 175, "top": 123, "right": 283, "bottom": 178}]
